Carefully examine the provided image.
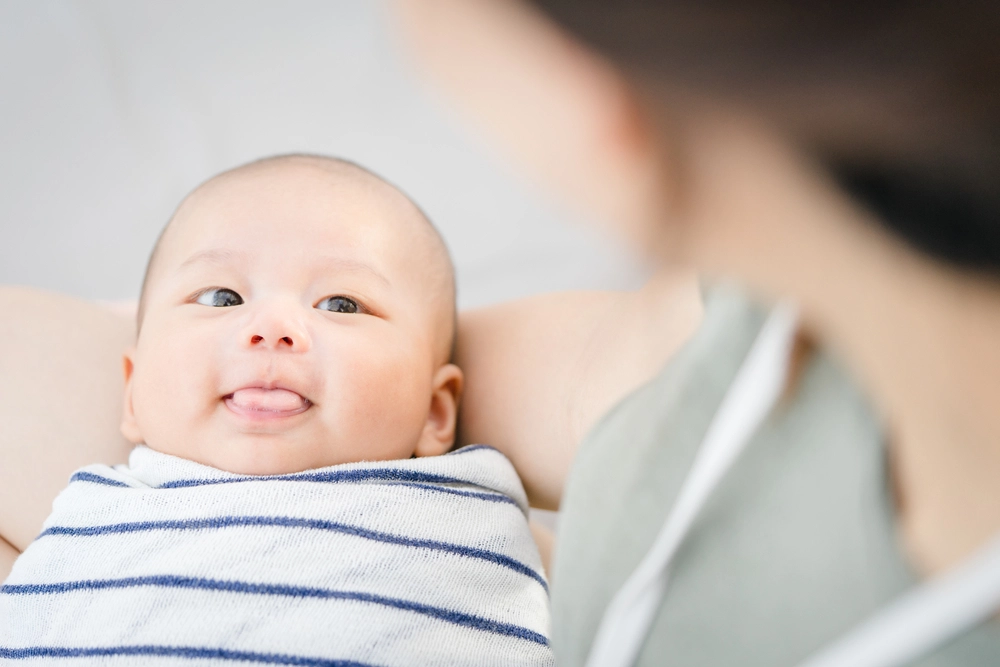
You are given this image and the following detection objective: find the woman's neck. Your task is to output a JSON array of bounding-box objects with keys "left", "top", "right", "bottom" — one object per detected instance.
[
  {"left": 786, "top": 187, "right": 1000, "bottom": 576},
  {"left": 879, "top": 275, "right": 1000, "bottom": 575}
]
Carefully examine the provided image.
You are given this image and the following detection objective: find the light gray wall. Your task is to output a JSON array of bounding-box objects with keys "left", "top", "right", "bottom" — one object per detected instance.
[{"left": 1, "top": 0, "right": 643, "bottom": 309}]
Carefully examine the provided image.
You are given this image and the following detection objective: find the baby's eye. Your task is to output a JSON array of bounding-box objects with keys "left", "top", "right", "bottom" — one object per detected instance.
[
  {"left": 195, "top": 288, "right": 244, "bottom": 307},
  {"left": 316, "top": 295, "right": 360, "bottom": 314}
]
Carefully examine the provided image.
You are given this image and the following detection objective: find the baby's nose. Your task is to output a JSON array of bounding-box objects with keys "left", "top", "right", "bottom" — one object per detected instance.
[
  {"left": 242, "top": 307, "right": 311, "bottom": 352},
  {"left": 250, "top": 334, "right": 294, "bottom": 347},
  {"left": 246, "top": 328, "right": 310, "bottom": 352}
]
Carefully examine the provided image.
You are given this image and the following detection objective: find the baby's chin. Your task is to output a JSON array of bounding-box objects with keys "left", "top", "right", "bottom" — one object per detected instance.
[{"left": 144, "top": 435, "right": 416, "bottom": 476}]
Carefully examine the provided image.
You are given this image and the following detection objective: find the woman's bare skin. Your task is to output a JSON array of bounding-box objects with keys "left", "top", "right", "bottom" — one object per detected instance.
[{"left": 0, "top": 287, "right": 134, "bottom": 577}]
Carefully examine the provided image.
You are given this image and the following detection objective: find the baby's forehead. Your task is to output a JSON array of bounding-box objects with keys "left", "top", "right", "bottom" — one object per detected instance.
[
  {"left": 184, "top": 157, "right": 415, "bottom": 223},
  {"left": 164, "top": 158, "right": 434, "bottom": 264}
]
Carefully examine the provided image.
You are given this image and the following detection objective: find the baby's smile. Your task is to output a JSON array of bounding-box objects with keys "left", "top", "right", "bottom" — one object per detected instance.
[{"left": 223, "top": 387, "right": 313, "bottom": 421}]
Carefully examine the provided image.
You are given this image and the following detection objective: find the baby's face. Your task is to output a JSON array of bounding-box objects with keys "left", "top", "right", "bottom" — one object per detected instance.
[{"left": 120, "top": 159, "right": 461, "bottom": 474}]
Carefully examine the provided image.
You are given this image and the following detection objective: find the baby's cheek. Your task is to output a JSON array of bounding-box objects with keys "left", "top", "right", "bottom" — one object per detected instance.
[
  {"left": 133, "top": 332, "right": 217, "bottom": 435},
  {"left": 352, "top": 358, "right": 421, "bottom": 417},
  {"left": 336, "top": 348, "right": 430, "bottom": 447},
  {"left": 141, "top": 338, "right": 205, "bottom": 397}
]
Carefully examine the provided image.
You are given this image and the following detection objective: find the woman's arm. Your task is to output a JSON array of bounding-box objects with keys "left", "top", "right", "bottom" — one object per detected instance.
[
  {"left": 0, "top": 287, "right": 134, "bottom": 556},
  {"left": 456, "top": 267, "right": 702, "bottom": 510},
  {"left": 0, "top": 274, "right": 699, "bottom": 555}
]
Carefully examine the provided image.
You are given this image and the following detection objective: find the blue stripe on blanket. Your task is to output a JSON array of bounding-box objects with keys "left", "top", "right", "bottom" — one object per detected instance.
[
  {"left": 0, "top": 644, "right": 376, "bottom": 665},
  {"left": 69, "top": 470, "right": 517, "bottom": 507},
  {"left": 447, "top": 444, "right": 497, "bottom": 456},
  {"left": 397, "top": 482, "right": 517, "bottom": 505},
  {"left": 36, "top": 515, "right": 548, "bottom": 592},
  {"left": 1, "top": 575, "right": 549, "bottom": 646},
  {"left": 69, "top": 471, "right": 130, "bottom": 488},
  {"left": 163, "top": 469, "right": 476, "bottom": 489},
  {"left": 70, "top": 466, "right": 518, "bottom": 504}
]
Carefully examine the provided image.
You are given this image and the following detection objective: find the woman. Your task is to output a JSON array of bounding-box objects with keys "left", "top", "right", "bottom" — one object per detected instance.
[{"left": 397, "top": 1, "right": 1000, "bottom": 665}]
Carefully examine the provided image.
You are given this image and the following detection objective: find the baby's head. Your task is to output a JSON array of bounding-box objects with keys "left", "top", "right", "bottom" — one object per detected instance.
[{"left": 120, "top": 154, "right": 462, "bottom": 475}]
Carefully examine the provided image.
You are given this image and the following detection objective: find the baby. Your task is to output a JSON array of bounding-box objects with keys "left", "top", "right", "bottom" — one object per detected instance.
[{"left": 0, "top": 155, "right": 552, "bottom": 666}]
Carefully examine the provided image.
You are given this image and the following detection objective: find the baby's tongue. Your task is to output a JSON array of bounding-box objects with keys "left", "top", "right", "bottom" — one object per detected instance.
[{"left": 229, "top": 388, "right": 306, "bottom": 412}]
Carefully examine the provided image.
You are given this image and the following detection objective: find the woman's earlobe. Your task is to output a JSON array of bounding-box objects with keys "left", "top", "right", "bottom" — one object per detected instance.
[
  {"left": 413, "top": 364, "right": 464, "bottom": 457},
  {"left": 120, "top": 348, "right": 143, "bottom": 444}
]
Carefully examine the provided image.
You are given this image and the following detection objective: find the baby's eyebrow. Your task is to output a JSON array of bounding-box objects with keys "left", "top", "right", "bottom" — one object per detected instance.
[
  {"left": 178, "top": 248, "right": 390, "bottom": 287},
  {"left": 313, "top": 255, "right": 391, "bottom": 287},
  {"left": 179, "top": 248, "right": 248, "bottom": 271}
]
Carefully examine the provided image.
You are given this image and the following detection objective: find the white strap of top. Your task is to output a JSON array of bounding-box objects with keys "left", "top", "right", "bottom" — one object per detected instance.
[
  {"left": 797, "top": 530, "right": 1000, "bottom": 667},
  {"left": 585, "top": 302, "right": 801, "bottom": 667}
]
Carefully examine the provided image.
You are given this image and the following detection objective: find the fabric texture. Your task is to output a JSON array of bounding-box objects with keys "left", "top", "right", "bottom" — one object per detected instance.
[
  {"left": 0, "top": 445, "right": 552, "bottom": 666},
  {"left": 550, "top": 284, "right": 1000, "bottom": 666}
]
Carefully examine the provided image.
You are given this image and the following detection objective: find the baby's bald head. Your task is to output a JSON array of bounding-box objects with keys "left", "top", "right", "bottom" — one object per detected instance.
[{"left": 137, "top": 154, "right": 456, "bottom": 362}]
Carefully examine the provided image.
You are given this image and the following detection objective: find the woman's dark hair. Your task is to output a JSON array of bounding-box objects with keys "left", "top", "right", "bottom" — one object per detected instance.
[{"left": 531, "top": 0, "right": 1000, "bottom": 273}]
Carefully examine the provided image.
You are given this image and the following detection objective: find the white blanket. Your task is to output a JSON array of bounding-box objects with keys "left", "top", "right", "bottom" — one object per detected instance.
[{"left": 0, "top": 445, "right": 552, "bottom": 666}]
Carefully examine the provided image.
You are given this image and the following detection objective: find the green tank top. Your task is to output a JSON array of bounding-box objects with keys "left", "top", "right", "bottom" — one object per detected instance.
[{"left": 551, "top": 286, "right": 1000, "bottom": 665}]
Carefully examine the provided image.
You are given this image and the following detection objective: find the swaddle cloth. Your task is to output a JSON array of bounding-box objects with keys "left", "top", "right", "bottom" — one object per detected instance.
[{"left": 0, "top": 444, "right": 552, "bottom": 666}]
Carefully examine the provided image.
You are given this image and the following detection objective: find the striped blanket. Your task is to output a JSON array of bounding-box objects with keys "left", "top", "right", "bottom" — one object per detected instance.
[{"left": 0, "top": 445, "right": 552, "bottom": 666}]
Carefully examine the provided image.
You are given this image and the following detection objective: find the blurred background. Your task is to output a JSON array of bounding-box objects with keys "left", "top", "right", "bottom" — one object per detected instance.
[{"left": 0, "top": 0, "right": 644, "bottom": 310}]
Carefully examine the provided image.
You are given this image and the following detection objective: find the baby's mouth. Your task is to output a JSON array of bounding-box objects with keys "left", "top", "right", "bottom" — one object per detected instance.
[{"left": 224, "top": 388, "right": 312, "bottom": 418}]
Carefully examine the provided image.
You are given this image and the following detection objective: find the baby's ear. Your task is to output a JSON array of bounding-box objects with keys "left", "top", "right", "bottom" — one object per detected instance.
[
  {"left": 119, "top": 347, "right": 144, "bottom": 444},
  {"left": 413, "top": 363, "right": 464, "bottom": 458}
]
